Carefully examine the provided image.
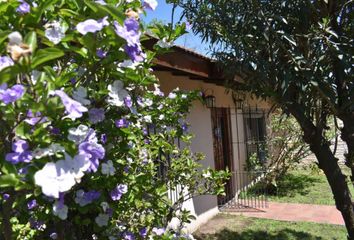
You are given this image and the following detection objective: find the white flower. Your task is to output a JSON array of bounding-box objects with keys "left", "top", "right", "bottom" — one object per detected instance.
[
  {"left": 202, "top": 171, "right": 211, "bottom": 178},
  {"left": 34, "top": 162, "right": 75, "bottom": 198},
  {"left": 101, "top": 160, "right": 115, "bottom": 176},
  {"left": 107, "top": 80, "right": 129, "bottom": 107},
  {"left": 144, "top": 98, "right": 153, "bottom": 107},
  {"left": 8, "top": 31, "right": 23, "bottom": 45},
  {"left": 72, "top": 87, "right": 91, "bottom": 106},
  {"left": 68, "top": 125, "right": 97, "bottom": 144},
  {"left": 74, "top": 189, "right": 86, "bottom": 206},
  {"left": 143, "top": 115, "right": 152, "bottom": 123},
  {"left": 117, "top": 60, "right": 139, "bottom": 70},
  {"left": 34, "top": 153, "right": 90, "bottom": 198},
  {"left": 0, "top": 56, "right": 14, "bottom": 71},
  {"left": 168, "top": 92, "right": 177, "bottom": 99},
  {"left": 53, "top": 201, "right": 68, "bottom": 220},
  {"left": 63, "top": 153, "right": 91, "bottom": 182},
  {"left": 45, "top": 21, "right": 65, "bottom": 45},
  {"left": 100, "top": 202, "right": 109, "bottom": 212},
  {"left": 95, "top": 213, "right": 109, "bottom": 227},
  {"left": 31, "top": 70, "right": 41, "bottom": 84},
  {"left": 143, "top": 0, "right": 158, "bottom": 10},
  {"left": 153, "top": 84, "right": 164, "bottom": 96},
  {"left": 32, "top": 143, "right": 65, "bottom": 159},
  {"left": 157, "top": 37, "right": 174, "bottom": 48},
  {"left": 158, "top": 114, "right": 165, "bottom": 120}
]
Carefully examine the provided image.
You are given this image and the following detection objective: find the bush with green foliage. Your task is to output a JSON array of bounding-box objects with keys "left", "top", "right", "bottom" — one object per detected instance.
[{"left": 0, "top": 1, "right": 228, "bottom": 239}]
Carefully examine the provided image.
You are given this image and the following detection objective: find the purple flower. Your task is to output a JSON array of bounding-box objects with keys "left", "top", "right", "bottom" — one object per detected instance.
[
  {"left": 29, "top": 218, "right": 45, "bottom": 230},
  {"left": 5, "top": 139, "right": 32, "bottom": 164},
  {"left": 96, "top": 49, "right": 107, "bottom": 58},
  {"left": 89, "top": 108, "right": 105, "bottom": 124},
  {"left": 142, "top": 127, "right": 148, "bottom": 136},
  {"left": 18, "top": 166, "right": 28, "bottom": 175},
  {"left": 25, "top": 110, "right": 47, "bottom": 126},
  {"left": 124, "top": 44, "right": 145, "bottom": 62},
  {"left": 27, "top": 199, "right": 37, "bottom": 210},
  {"left": 45, "top": 21, "right": 65, "bottom": 45},
  {"left": 16, "top": 0, "right": 30, "bottom": 14},
  {"left": 79, "top": 141, "right": 105, "bottom": 172},
  {"left": 76, "top": 17, "right": 109, "bottom": 35},
  {"left": 85, "top": 190, "right": 100, "bottom": 202},
  {"left": 3, "top": 193, "right": 10, "bottom": 201},
  {"left": 124, "top": 232, "right": 135, "bottom": 240},
  {"left": 106, "top": 207, "right": 113, "bottom": 217},
  {"left": 54, "top": 90, "right": 88, "bottom": 120},
  {"left": 50, "top": 127, "right": 61, "bottom": 135},
  {"left": 75, "top": 189, "right": 101, "bottom": 206},
  {"left": 139, "top": 228, "right": 147, "bottom": 238},
  {"left": 110, "top": 184, "right": 128, "bottom": 201},
  {"left": 0, "top": 84, "right": 25, "bottom": 104},
  {"left": 114, "top": 18, "right": 145, "bottom": 62},
  {"left": 101, "top": 134, "right": 107, "bottom": 144},
  {"left": 124, "top": 96, "right": 132, "bottom": 108},
  {"left": 115, "top": 118, "right": 130, "bottom": 128},
  {"left": 0, "top": 56, "right": 14, "bottom": 71},
  {"left": 114, "top": 18, "right": 140, "bottom": 47},
  {"left": 182, "top": 123, "right": 188, "bottom": 132},
  {"left": 143, "top": 0, "right": 158, "bottom": 11}
]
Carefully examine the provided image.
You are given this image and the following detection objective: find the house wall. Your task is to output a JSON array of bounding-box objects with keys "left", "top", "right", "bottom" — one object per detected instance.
[{"left": 154, "top": 71, "right": 270, "bottom": 232}]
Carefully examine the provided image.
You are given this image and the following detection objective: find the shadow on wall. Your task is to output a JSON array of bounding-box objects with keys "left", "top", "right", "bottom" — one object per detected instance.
[
  {"left": 193, "top": 195, "right": 217, "bottom": 216},
  {"left": 195, "top": 228, "right": 327, "bottom": 240}
]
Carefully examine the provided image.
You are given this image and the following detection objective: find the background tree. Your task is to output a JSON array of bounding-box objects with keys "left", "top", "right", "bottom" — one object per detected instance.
[
  {"left": 173, "top": 0, "right": 354, "bottom": 238},
  {"left": 266, "top": 112, "right": 311, "bottom": 184},
  {"left": 0, "top": 1, "right": 228, "bottom": 239}
]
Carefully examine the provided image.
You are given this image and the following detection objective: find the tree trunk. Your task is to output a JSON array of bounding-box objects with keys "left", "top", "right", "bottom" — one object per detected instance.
[
  {"left": 340, "top": 115, "right": 354, "bottom": 185},
  {"left": 289, "top": 106, "right": 354, "bottom": 239},
  {"left": 2, "top": 194, "right": 14, "bottom": 240},
  {"left": 309, "top": 137, "right": 354, "bottom": 240}
]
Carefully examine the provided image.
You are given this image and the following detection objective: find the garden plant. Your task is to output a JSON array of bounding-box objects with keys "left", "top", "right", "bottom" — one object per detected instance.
[{"left": 0, "top": 0, "right": 228, "bottom": 239}]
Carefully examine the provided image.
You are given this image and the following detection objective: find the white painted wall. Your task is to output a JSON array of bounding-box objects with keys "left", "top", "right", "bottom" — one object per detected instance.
[{"left": 154, "top": 71, "right": 270, "bottom": 232}]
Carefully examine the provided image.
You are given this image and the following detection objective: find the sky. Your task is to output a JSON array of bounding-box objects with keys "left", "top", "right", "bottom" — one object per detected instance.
[{"left": 142, "top": 1, "right": 210, "bottom": 55}]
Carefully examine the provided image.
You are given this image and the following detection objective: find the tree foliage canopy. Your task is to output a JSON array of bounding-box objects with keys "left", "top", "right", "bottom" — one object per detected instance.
[{"left": 174, "top": 0, "right": 354, "bottom": 238}]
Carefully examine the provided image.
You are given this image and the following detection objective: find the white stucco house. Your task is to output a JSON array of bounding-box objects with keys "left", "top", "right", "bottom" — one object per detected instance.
[{"left": 147, "top": 40, "right": 271, "bottom": 232}]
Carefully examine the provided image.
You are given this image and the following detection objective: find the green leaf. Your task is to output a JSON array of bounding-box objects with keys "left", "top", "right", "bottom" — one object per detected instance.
[
  {"left": 1, "top": 163, "right": 17, "bottom": 175},
  {"left": 0, "top": 30, "right": 11, "bottom": 45},
  {"left": 31, "top": 48, "right": 64, "bottom": 68},
  {"left": 34, "top": 0, "right": 60, "bottom": 23},
  {"left": 0, "top": 65, "right": 21, "bottom": 83},
  {"left": 24, "top": 31, "right": 37, "bottom": 52},
  {"left": 101, "top": 5, "right": 125, "bottom": 21},
  {"left": 0, "top": 174, "right": 19, "bottom": 187}
]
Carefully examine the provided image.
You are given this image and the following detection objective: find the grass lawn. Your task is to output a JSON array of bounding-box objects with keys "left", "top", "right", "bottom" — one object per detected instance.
[
  {"left": 195, "top": 214, "right": 347, "bottom": 240},
  {"left": 248, "top": 165, "right": 354, "bottom": 205}
]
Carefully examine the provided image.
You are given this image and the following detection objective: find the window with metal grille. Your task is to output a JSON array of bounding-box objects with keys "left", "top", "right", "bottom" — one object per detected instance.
[{"left": 244, "top": 110, "right": 267, "bottom": 165}]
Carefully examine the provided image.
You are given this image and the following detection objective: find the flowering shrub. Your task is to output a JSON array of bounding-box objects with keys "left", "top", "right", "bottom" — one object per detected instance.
[{"left": 0, "top": 0, "right": 228, "bottom": 239}]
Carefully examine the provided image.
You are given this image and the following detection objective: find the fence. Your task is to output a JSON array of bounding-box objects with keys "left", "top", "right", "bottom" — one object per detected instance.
[{"left": 219, "top": 170, "right": 268, "bottom": 210}]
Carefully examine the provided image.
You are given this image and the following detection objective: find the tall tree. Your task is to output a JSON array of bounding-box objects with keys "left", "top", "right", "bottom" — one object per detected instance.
[{"left": 174, "top": 0, "right": 354, "bottom": 238}]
